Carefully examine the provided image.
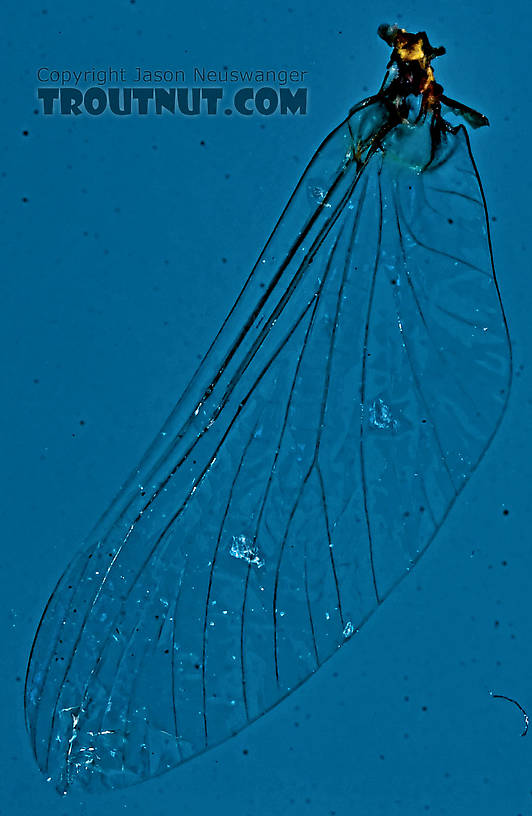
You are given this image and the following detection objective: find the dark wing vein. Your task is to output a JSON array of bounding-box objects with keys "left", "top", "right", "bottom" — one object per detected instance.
[{"left": 359, "top": 164, "right": 384, "bottom": 604}]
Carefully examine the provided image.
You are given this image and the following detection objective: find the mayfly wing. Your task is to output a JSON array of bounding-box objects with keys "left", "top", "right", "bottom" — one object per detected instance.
[{"left": 25, "top": 27, "right": 511, "bottom": 794}]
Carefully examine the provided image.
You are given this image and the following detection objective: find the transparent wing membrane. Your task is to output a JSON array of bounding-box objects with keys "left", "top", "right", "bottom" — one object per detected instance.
[{"left": 25, "top": 99, "right": 511, "bottom": 793}]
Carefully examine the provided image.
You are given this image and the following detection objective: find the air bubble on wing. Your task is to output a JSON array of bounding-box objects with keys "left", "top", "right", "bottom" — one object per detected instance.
[{"left": 230, "top": 535, "right": 264, "bottom": 568}]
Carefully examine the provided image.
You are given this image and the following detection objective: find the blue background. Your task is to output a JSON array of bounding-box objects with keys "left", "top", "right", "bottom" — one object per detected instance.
[{"left": 2, "top": 1, "right": 531, "bottom": 814}]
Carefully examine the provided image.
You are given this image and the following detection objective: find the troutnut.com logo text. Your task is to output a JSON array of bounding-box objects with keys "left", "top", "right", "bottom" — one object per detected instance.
[{"left": 36, "top": 65, "right": 309, "bottom": 116}]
